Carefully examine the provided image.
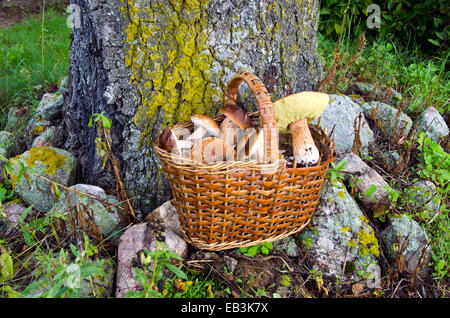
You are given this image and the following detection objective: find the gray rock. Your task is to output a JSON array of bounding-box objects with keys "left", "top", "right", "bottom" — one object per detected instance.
[
  {"left": 10, "top": 147, "right": 78, "bottom": 212},
  {"left": 414, "top": 107, "right": 449, "bottom": 142},
  {"left": 58, "top": 76, "right": 69, "bottom": 94},
  {"left": 405, "top": 180, "right": 440, "bottom": 216},
  {"left": 0, "top": 130, "right": 14, "bottom": 158},
  {"left": 312, "top": 94, "right": 375, "bottom": 155},
  {"left": 0, "top": 202, "right": 36, "bottom": 238},
  {"left": 115, "top": 222, "right": 188, "bottom": 298},
  {"left": 382, "top": 215, "right": 431, "bottom": 275},
  {"left": 224, "top": 255, "right": 238, "bottom": 273},
  {"left": 352, "top": 82, "right": 402, "bottom": 106},
  {"left": 298, "top": 180, "right": 380, "bottom": 280},
  {"left": 359, "top": 101, "right": 413, "bottom": 140},
  {"left": 31, "top": 126, "right": 58, "bottom": 148},
  {"left": 272, "top": 236, "right": 300, "bottom": 257},
  {"left": 49, "top": 184, "right": 125, "bottom": 243},
  {"left": 5, "top": 107, "right": 28, "bottom": 132},
  {"left": 338, "top": 152, "right": 391, "bottom": 208},
  {"left": 36, "top": 93, "right": 64, "bottom": 121},
  {"left": 145, "top": 199, "right": 182, "bottom": 238}
]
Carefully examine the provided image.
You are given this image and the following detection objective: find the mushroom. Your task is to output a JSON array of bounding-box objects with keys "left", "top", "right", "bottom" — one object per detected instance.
[
  {"left": 158, "top": 127, "right": 192, "bottom": 155},
  {"left": 236, "top": 128, "right": 264, "bottom": 161},
  {"left": 187, "top": 114, "right": 220, "bottom": 141},
  {"left": 191, "top": 137, "right": 236, "bottom": 164},
  {"left": 219, "top": 105, "right": 251, "bottom": 146},
  {"left": 272, "top": 92, "right": 329, "bottom": 167}
]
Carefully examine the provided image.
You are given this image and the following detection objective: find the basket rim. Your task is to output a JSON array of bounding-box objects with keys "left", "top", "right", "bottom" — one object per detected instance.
[{"left": 154, "top": 113, "right": 337, "bottom": 174}]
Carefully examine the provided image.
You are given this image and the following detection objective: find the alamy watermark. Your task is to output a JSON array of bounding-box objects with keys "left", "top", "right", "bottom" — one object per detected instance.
[
  {"left": 66, "top": 4, "right": 81, "bottom": 29},
  {"left": 367, "top": 4, "right": 381, "bottom": 29}
]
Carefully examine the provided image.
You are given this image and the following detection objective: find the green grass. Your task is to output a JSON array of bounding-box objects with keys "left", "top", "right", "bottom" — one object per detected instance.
[
  {"left": 318, "top": 32, "right": 450, "bottom": 116},
  {"left": 0, "top": 9, "right": 71, "bottom": 128}
]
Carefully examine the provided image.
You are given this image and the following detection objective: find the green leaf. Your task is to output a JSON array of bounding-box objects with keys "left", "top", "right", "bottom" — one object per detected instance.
[
  {"left": 88, "top": 114, "right": 95, "bottom": 127},
  {"left": 101, "top": 116, "right": 112, "bottom": 129},
  {"left": 365, "top": 185, "right": 377, "bottom": 198},
  {"left": 21, "top": 280, "right": 45, "bottom": 297},
  {"left": 428, "top": 39, "right": 440, "bottom": 46},
  {"left": 0, "top": 285, "right": 21, "bottom": 298},
  {"left": 335, "top": 160, "right": 347, "bottom": 171},
  {"left": 80, "top": 262, "right": 101, "bottom": 278},
  {"left": 20, "top": 205, "right": 34, "bottom": 223},
  {"left": 165, "top": 263, "right": 188, "bottom": 280},
  {"left": 436, "top": 31, "right": 445, "bottom": 40},
  {"left": 0, "top": 252, "right": 14, "bottom": 283},
  {"left": 334, "top": 23, "right": 341, "bottom": 35},
  {"left": 70, "top": 244, "right": 79, "bottom": 258}
]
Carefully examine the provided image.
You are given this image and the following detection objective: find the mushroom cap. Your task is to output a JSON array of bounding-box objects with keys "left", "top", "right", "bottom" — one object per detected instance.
[
  {"left": 191, "top": 137, "right": 236, "bottom": 164},
  {"left": 273, "top": 92, "right": 329, "bottom": 133},
  {"left": 220, "top": 105, "right": 251, "bottom": 130},
  {"left": 191, "top": 114, "right": 220, "bottom": 137},
  {"left": 158, "top": 127, "right": 177, "bottom": 152}
]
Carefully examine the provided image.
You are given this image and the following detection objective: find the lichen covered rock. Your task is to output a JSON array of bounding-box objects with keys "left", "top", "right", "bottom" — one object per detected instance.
[
  {"left": 405, "top": 180, "right": 440, "bottom": 217},
  {"left": 36, "top": 93, "right": 64, "bottom": 121},
  {"left": 382, "top": 215, "right": 431, "bottom": 275},
  {"left": 0, "top": 130, "right": 14, "bottom": 158},
  {"left": 298, "top": 180, "right": 380, "bottom": 280},
  {"left": 49, "top": 184, "right": 125, "bottom": 244},
  {"left": 359, "top": 101, "right": 413, "bottom": 140},
  {"left": 10, "top": 147, "right": 77, "bottom": 212},
  {"left": 115, "top": 222, "right": 188, "bottom": 298},
  {"left": 414, "top": 107, "right": 449, "bottom": 142},
  {"left": 338, "top": 152, "right": 391, "bottom": 208},
  {"left": 312, "top": 94, "right": 375, "bottom": 155},
  {"left": 145, "top": 199, "right": 182, "bottom": 237}
]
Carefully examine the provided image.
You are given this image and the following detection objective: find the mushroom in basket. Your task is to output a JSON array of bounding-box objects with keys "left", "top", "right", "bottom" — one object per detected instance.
[
  {"left": 273, "top": 92, "right": 329, "bottom": 167},
  {"left": 219, "top": 104, "right": 251, "bottom": 146},
  {"left": 158, "top": 127, "right": 192, "bottom": 156},
  {"left": 236, "top": 128, "right": 264, "bottom": 162},
  {"left": 187, "top": 114, "right": 220, "bottom": 141},
  {"left": 191, "top": 137, "right": 236, "bottom": 164}
]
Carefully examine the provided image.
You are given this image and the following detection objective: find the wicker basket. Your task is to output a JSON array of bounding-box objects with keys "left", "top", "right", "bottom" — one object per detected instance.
[{"left": 154, "top": 72, "right": 336, "bottom": 251}]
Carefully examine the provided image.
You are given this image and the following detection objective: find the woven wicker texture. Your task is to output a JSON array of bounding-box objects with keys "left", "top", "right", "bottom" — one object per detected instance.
[{"left": 154, "top": 72, "right": 336, "bottom": 251}]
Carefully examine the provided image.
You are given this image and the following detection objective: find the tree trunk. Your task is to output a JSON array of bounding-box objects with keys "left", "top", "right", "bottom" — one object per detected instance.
[{"left": 62, "top": 0, "right": 322, "bottom": 216}]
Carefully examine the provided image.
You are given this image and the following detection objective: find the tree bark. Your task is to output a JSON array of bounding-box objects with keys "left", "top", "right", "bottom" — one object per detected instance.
[{"left": 62, "top": 0, "right": 322, "bottom": 216}]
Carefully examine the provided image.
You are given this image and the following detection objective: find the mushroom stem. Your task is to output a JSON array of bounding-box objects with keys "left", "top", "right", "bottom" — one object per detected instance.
[
  {"left": 290, "top": 118, "right": 319, "bottom": 167},
  {"left": 186, "top": 126, "right": 207, "bottom": 141}
]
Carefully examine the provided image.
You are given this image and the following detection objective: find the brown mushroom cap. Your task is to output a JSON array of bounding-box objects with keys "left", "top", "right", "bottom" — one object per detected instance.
[
  {"left": 190, "top": 114, "right": 220, "bottom": 137},
  {"left": 191, "top": 137, "right": 236, "bottom": 164},
  {"left": 220, "top": 105, "right": 251, "bottom": 130},
  {"left": 159, "top": 127, "right": 177, "bottom": 152}
]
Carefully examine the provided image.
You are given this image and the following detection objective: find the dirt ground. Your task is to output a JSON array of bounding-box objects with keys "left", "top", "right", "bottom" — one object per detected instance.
[{"left": 0, "top": 0, "right": 69, "bottom": 27}]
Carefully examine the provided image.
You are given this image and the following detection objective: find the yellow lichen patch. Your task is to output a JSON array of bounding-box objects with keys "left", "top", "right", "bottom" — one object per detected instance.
[
  {"left": 341, "top": 226, "right": 351, "bottom": 233},
  {"left": 24, "top": 147, "right": 67, "bottom": 176},
  {"left": 122, "top": 0, "right": 220, "bottom": 147},
  {"left": 356, "top": 228, "right": 380, "bottom": 258},
  {"left": 30, "top": 125, "right": 46, "bottom": 135}
]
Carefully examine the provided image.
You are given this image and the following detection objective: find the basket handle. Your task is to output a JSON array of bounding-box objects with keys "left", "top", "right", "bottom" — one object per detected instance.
[{"left": 223, "top": 72, "right": 279, "bottom": 163}]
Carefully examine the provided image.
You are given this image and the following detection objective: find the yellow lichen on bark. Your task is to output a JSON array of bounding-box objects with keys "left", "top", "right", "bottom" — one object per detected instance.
[{"left": 122, "top": 0, "right": 219, "bottom": 146}]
